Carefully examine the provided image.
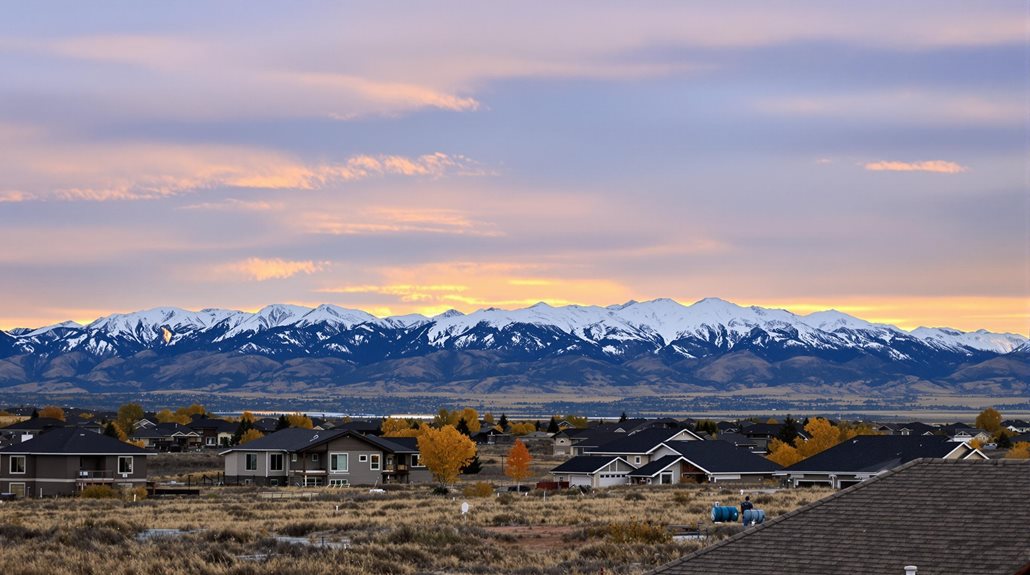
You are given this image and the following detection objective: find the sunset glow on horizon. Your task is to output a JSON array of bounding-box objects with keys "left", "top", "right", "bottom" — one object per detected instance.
[{"left": 0, "top": 2, "right": 1025, "bottom": 336}]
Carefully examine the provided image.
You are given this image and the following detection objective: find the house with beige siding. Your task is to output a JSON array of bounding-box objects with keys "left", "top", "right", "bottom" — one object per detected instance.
[{"left": 220, "top": 428, "right": 431, "bottom": 486}]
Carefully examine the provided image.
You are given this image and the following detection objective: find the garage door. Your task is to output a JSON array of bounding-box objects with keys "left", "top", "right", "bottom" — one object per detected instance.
[{"left": 597, "top": 473, "right": 628, "bottom": 487}]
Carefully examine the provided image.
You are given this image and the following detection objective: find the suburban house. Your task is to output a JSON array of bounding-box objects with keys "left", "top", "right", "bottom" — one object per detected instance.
[
  {"left": 584, "top": 427, "right": 703, "bottom": 467},
  {"left": 780, "top": 434, "right": 987, "bottom": 489},
  {"left": 188, "top": 417, "right": 239, "bottom": 448},
  {"left": 649, "top": 459, "right": 1030, "bottom": 575},
  {"left": 550, "top": 455, "right": 636, "bottom": 488},
  {"left": 873, "top": 421, "right": 938, "bottom": 436},
  {"left": 220, "top": 428, "right": 431, "bottom": 486},
  {"left": 0, "top": 427, "right": 153, "bottom": 497},
  {"left": 1003, "top": 419, "right": 1030, "bottom": 434},
  {"left": 629, "top": 440, "right": 782, "bottom": 484},
  {"left": 130, "top": 422, "right": 203, "bottom": 451},
  {"left": 552, "top": 419, "right": 684, "bottom": 456},
  {"left": 737, "top": 422, "right": 809, "bottom": 454}
]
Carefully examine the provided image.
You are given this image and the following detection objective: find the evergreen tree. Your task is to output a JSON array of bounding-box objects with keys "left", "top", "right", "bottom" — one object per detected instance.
[
  {"left": 498, "top": 413, "right": 509, "bottom": 431},
  {"left": 546, "top": 416, "right": 560, "bottom": 434},
  {"left": 619, "top": 411, "right": 628, "bottom": 422},
  {"left": 456, "top": 417, "right": 471, "bottom": 436},
  {"left": 231, "top": 418, "right": 254, "bottom": 446},
  {"left": 275, "top": 414, "right": 289, "bottom": 431},
  {"left": 534, "top": 420, "right": 542, "bottom": 431},
  {"left": 460, "top": 454, "right": 483, "bottom": 474},
  {"left": 997, "top": 432, "right": 1013, "bottom": 449},
  {"left": 103, "top": 421, "right": 119, "bottom": 438},
  {"left": 777, "top": 415, "right": 800, "bottom": 444},
  {"left": 30, "top": 408, "right": 39, "bottom": 419}
]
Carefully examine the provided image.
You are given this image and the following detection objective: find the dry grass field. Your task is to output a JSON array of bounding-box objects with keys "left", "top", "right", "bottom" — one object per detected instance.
[{"left": 0, "top": 471, "right": 832, "bottom": 575}]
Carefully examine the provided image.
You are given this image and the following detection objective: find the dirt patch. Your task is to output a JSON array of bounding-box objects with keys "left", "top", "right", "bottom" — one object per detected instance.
[{"left": 485, "top": 524, "right": 583, "bottom": 551}]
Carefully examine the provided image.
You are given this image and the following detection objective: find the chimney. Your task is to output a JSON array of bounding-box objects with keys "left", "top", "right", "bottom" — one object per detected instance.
[{"left": 904, "top": 566, "right": 918, "bottom": 575}]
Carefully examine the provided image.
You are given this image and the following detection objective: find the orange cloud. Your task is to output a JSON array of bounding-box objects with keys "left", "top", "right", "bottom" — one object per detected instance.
[
  {"left": 222, "top": 258, "right": 329, "bottom": 281},
  {"left": 0, "top": 191, "right": 33, "bottom": 203},
  {"left": 302, "top": 207, "right": 501, "bottom": 237},
  {"left": 863, "top": 160, "right": 968, "bottom": 174}
]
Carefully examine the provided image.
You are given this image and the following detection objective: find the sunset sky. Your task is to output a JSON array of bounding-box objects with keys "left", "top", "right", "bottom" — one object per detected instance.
[{"left": 0, "top": 1, "right": 1026, "bottom": 334}]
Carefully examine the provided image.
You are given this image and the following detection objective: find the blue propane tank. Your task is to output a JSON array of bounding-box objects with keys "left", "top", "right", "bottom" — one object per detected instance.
[
  {"left": 711, "top": 506, "right": 739, "bottom": 522},
  {"left": 742, "top": 509, "right": 765, "bottom": 525}
]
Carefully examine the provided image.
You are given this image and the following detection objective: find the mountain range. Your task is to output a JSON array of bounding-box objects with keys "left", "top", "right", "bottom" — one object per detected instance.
[{"left": 1, "top": 298, "right": 1027, "bottom": 397}]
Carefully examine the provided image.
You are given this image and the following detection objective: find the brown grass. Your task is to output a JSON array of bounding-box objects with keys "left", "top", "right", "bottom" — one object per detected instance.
[{"left": 0, "top": 481, "right": 831, "bottom": 575}]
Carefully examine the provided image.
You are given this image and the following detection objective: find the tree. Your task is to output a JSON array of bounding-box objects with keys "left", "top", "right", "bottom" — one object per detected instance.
[
  {"left": 1006, "top": 441, "right": 1030, "bottom": 459},
  {"left": 564, "top": 415, "right": 588, "bottom": 429},
  {"left": 776, "top": 415, "right": 800, "bottom": 444},
  {"left": 483, "top": 412, "right": 495, "bottom": 425},
  {"left": 275, "top": 414, "right": 289, "bottom": 431},
  {"left": 975, "top": 408, "right": 1002, "bottom": 434},
  {"left": 694, "top": 420, "right": 718, "bottom": 437},
  {"left": 30, "top": 408, "right": 39, "bottom": 419},
  {"left": 997, "top": 431, "right": 1014, "bottom": 449},
  {"left": 509, "top": 422, "right": 536, "bottom": 436},
  {"left": 239, "top": 428, "right": 265, "bottom": 444},
  {"left": 116, "top": 403, "right": 144, "bottom": 437},
  {"left": 456, "top": 418, "right": 471, "bottom": 436},
  {"left": 459, "top": 408, "right": 481, "bottom": 434},
  {"left": 498, "top": 414, "right": 509, "bottom": 431},
  {"left": 230, "top": 417, "right": 253, "bottom": 446},
  {"left": 285, "top": 414, "right": 313, "bottom": 429},
  {"left": 546, "top": 416, "right": 560, "bottom": 434},
  {"left": 505, "top": 439, "right": 533, "bottom": 488},
  {"left": 103, "top": 422, "right": 121, "bottom": 440},
  {"left": 796, "top": 418, "right": 839, "bottom": 458},
  {"left": 156, "top": 408, "right": 189, "bottom": 424},
  {"left": 619, "top": 411, "right": 628, "bottom": 423},
  {"left": 417, "top": 424, "right": 476, "bottom": 484},
  {"left": 461, "top": 454, "right": 483, "bottom": 475},
  {"left": 766, "top": 437, "right": 802, "bottom": 467},
  {"left": 38, "top": 406, "right": 65, "bottom": 421},
  {"left": 382, "top": 417, "right": 413, "bottom": 436},
  {"left": 240, "top": 411, "right": 256, "bottom": 424}
]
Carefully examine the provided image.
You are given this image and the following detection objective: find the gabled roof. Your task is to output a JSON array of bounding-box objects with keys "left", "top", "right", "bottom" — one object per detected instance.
[
  {"left": 188, "top": 417, "right": 238, "bottom": 433},
  {"left": 648, "top": 459, "right": 1030, "bottom": 575},
  {"left": 132, "top": 422, "right": 201, "bottom": 439},
  {"left": 0, "top": 427, "right": 153, "bottom": 455},
  {"left": 628, "top": 454, "right": 684, "bottom": 477},
  {"left": 332, "top": 419, "right": 384, "bottom": 434},
  {"left": 1, "top": 417, "right": 66, "bottom": 431},
  {"left": 588, "top": 428, "right": 701, "bottom": 455},
  {"left": 219, "top": 429, "right": 419, "bottom": 455},
  {"left": 783, "top": 435, "right": 967, "bottom": 474},
  {"left": 663, "top": 440, "right": 782, "bottom": 474},
  {"left": 715, "top": 432, "right": 759, "bottom": 448},
  {"left": 551, "top": 455, "right": 629, "bottom": 474}
]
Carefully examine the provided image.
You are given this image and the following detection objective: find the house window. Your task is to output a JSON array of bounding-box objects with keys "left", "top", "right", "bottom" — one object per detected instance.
[
  {"left": 9, "top": 456, "right": 25, "bottom": 474},
  {"left": 634, "top": 456, "right": 641, "bottom": 464},
  {"left": 358, "top": 454, "right": 368, "bottom": 462},
  {"left": 311, "top": 453, "right": 320, "bottom": 463},
  {"left": 330, "top": 453, "right": 349, "bottom": 473},
  {"left": 245, "top": 453, "right": 258, "bottom": 471},
  {"left": 269, "top": 453, "right": 284, "bottom": 472},
  {"left": 118, "top": 456, "right": 133, "bottom": 474},
  {"left": 206, "top": 437, "right": 215, "bottom": 446},
  {"left": 370, "top": 454, "right": 381, "bottom": 471},
  {"left": 328, "top": 479, "right": 348, "bottom": 487},
  {"left": 411, "top": 454, "right": 422, "bottom": 467},
  {"left": 291, "top": 453, "right": 297, "bottom": 462}
]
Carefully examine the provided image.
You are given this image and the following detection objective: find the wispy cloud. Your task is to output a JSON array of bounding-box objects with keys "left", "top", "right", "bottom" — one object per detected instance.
[
  {"left": 221, "top": 258, "right": 329, "bottom": 281},
  {"left": 863, "top": 160, "right": 968, "bottom": 174},
  {"left": 302, "top": 207, "right": 502, "bottom": 237},
  {"left": 0, "top": 191, "right": 33, "bottom": 203},
  {"left": 178, "top": 198, "right": 282, "bottom": 212}
]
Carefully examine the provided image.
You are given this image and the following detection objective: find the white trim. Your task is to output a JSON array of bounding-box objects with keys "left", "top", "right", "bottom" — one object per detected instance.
[
  {"left": 117, "top": 456, "right": 134, "bottom": 475},
  {"left": 269, "top": 452, "right": 285, "bottom": 472},
  {"left": 329, "top": 452, "right": 349, "bottom": 474},
  {"left": 9, "top": 455, "right": 26, "bottom": 474},
  {"left": 244, "top": 453, "right": 258, "bottom": 471},
  {"left": 8, "top": 482, "right": 26, "bottom": 497},
  {"left": 370, "top": 453, "right": 381, "bottom": 471}
]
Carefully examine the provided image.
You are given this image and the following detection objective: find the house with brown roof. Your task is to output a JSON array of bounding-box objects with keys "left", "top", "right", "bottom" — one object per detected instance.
[{"left": 649, "top": 459, "right": 1030, "bottom": 575}]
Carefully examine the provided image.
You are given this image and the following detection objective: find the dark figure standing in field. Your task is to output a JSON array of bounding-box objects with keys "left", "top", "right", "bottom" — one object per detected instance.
[{"left": 741, "top": 495, "right": 753, "bottom": 515}]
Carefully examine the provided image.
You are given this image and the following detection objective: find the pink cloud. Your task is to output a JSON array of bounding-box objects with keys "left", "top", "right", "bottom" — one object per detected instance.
[{"left": 863, "top": 160, "right": 968, "bottom": 174}]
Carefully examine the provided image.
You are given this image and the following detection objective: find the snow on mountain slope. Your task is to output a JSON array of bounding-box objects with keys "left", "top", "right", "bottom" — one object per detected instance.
[
  {"left": 86, "top": 307, "right": 245, "bottom": 344},
  {"left": 23, "top": 320, "right": 83, "bottom": 337},
  {"left": 215, "top": 304, "right": 313, "bottom": 341},
  {"left": 910, "top": 327, "right": 1027, "bottom": 354},
  {"left": 294, "top": 304, "right": 382, "bottom": 329}
]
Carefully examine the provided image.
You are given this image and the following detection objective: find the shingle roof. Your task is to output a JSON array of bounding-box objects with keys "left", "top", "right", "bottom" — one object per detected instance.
[
  {"left": 663, "top": 440, "right": 782, "bottom": 473},
  {"left": 1, "top": 417, "right": 67, "bottom": 431},
  {"left": 0, "top": 427, "right": 152, "bottom": 455},
  {"left": 649, "top": 459, "right": 1030, "bottom": 575},
  {"left": 220, "top": 428, "right": 418, "bottom": 454},
  {"left": 188, "top": 417, "right": 238, "bottom": 433},
  {"left": 588, "top": 428, "right": 695, "bottom": 455},
  {"left": 131, "top": 422, "right": 200, "bottom": 439},
  {"left": 628, "top": 454, "right": 683, "bottom": 477},
  {"left": 783, "top": 435, "right": 965, "bottom": 474},
  {"left": 361, "top": 434, "right": 418, "bottom": 453},
  {"left": 551, "top": 455, "right": 625, "bottom": 474}
]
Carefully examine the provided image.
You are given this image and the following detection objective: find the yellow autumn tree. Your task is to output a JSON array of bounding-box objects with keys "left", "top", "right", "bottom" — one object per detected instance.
[
  {"left": 382, "top": 417, "right": 416, "bottom": 437},
  {"left": 239, "top": 429, "right": 265, "bottom": 444},
  {"left": 1007, "top": 441, "right": 1030, "bottom": 459},
  {"left": 38, "top": 406, "right": 66, "bottom": 421},
  {"left": 417, "top": 424, "right": 476, "bottom": 484},
  {"left": 156, "top": 408, "right": 189, "bottom": 424},
  {"left": 459, "top": 407, "right": 481, "bottom": 434},
  {"left": 509, "top": 422, "right": 536, "bottom": 436},
  {"left": 975, "top": 408, "right": 1002, "bottom": 434},
  {"left": 505, "top": 439, "right": 533, "bottom": 487},
  {"left": 286, "top": 414, "right": 314, "bottom": 429},
  {"left": 796, "top": 418, "right": 840, "bottom": 458},
  {"left": 766, "top": 438, "right": 803, "bottom": 467}
]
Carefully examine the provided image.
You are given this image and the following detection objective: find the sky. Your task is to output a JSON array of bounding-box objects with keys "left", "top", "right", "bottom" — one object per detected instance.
[{"left": 0, "top": 1, "right": 1027, "bottom": 334}]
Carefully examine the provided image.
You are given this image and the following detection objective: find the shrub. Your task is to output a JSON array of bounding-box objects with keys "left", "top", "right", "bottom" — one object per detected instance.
[
  {"left": 431, "top": 485, "right": 450, "bottom": 496},
  {"left": 605, "top": 521, "right": 671, "bottom": 544},
  {"left": 623, "top": 491, "right": 646, "bottom": 501},
  {"left": 497, "top": 492, "right": 515, "bottom": 505},
  {"left": 80, "top": 485, "right": 117, "bottom": 499},
  {"left": 672, "top": 491, "right": 692, "bottom": 505},
  {"left": 462, "top": 481, "right": 494, "bottom": 498}
]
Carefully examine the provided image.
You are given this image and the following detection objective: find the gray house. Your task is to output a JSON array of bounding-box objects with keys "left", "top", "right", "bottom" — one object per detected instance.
[
  {"left": 220, "top": 428, "right": 431, "bottom": 486},
  {"left": 0, "top": 427, "right": 153, "bottom": 497}
]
